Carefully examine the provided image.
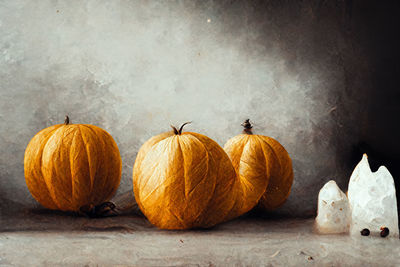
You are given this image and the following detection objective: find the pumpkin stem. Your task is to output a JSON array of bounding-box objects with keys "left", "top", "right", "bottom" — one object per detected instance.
[
  {"left": 171, "top": 122, "right": 192, "bottom": 135},
  {"left": 241, "top": 119, "right": 253, "bottom": 134},
  {"left": 64, "top": 115, "right": 70, "bottom": 125},
  {"left": 178, "top": 121, "right": 192, "bottom": 135},
  {"left": 170, "top": 125, "right": 179, "bottom": 135}
]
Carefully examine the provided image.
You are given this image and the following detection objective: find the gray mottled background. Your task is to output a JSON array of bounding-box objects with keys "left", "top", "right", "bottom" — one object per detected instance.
[{"left": 1, "top": 0, "right": 399, "bottom": 218}]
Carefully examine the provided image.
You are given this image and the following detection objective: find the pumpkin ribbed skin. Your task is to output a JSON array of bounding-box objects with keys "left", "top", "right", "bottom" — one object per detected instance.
[
  {"left": 132, "top": 131, "right": 237, "bottom": 229},
  {"left": 24, "top": 123, "right": 122, "bottom": 211},
  {"left": 224, "top": 133, "right": 293, "bottom": 211}
]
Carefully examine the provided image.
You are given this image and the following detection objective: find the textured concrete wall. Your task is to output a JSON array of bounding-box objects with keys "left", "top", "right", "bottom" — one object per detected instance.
[{"left": 0, "top": 0, "right": 386, "bottom": 217}]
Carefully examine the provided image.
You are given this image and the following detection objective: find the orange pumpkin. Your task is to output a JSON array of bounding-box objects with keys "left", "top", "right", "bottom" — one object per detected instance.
[
  {"left": 24, "top": 116, "right": 122, "bottom": 212},
  {"left": 132, "top": 123, "right": 237, "bottom": 229},
  {"left": 224, "top": 119, "right": 293, "bottom": 211}
]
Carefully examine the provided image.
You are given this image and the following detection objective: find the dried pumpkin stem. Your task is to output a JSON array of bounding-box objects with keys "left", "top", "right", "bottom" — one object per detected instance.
[
  {"left": 171, "top": 122, "right": 192, "bottom": 135},
  {"left": 64, "top": 115, "right": 70, "bottom": 125},
  {"left": 178, "top": 121, "right": 192, "bottom": 135},
  {"left": 241, "top": 119, "right": 253, "bottom": 134},
  {"left": 170, "top": 125, "right": 179, "bottom": 135}
]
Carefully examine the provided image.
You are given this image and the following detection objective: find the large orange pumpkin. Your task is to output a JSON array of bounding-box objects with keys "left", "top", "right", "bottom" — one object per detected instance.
[
  {"left": 24, "top": 116, "right": 122, "bottom": 212},
  {"left": 132, "top": 123, "right": 237, "bottom": 229},
  {"left": 224, "top": 119, "right": 293, "bottom": 211}
]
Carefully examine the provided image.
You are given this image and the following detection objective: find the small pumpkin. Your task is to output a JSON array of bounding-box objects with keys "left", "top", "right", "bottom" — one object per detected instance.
[
  {"left": 132, "top": 123, "right": 237, "bottom": 229},
  {"left": 224, "top": 119, "right": 293, "bottom": 211},
  {"left": 24, "top": 116, "right": 122, "bottom": 212}
]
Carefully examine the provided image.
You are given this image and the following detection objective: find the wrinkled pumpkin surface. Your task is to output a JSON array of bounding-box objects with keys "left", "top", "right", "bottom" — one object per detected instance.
[
  {"left": 132, "top": 128, "right": 237, "bottom": 229},
  {"left": 24, "top": 119, "right": 121, "bottom": 212},
  {"left": 224, "top": 120, "right": 293, "bottom": 211},
  {"left": 133, "top": 121, "right": 293, "bottom": 229}
]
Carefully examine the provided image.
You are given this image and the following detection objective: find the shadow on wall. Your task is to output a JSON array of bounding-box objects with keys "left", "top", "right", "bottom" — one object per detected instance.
[
  {"left": 208, "top": 0, "right": 400, "bottom": 216},
  {"left": 348, "top": 0, "right": 400, "bottom": 220}
]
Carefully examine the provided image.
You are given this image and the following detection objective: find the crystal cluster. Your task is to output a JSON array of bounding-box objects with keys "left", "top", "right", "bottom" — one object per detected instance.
[
  {"left": 316, "top": 154, "right": 398, "bottom": 237},
  {"left": 348, "top": 154, "right": 399, "bottom": 237},
  {"left": 315, "top": 180, "right": 350, "bottom": 234}
]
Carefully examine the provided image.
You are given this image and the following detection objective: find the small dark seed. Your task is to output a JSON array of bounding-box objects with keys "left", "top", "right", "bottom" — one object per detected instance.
[
  {"left": 360, "top": 228, "right": 370, "bottom": 236},
  {"left": 380, "top": 227, "right": 389, "bottom": 237}
]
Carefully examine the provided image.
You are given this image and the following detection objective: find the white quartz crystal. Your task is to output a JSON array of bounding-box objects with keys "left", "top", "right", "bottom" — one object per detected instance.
[
  {"left": 315, "top": 180, "right": 350, "bottom": 234},
  {"left": 348, "top": 154, "right": 399, "bottom": 237}
]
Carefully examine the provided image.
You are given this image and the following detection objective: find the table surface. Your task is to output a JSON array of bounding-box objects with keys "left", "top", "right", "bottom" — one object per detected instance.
[{"left": 1, "top": 210, "right": 400, "bottom": 267}]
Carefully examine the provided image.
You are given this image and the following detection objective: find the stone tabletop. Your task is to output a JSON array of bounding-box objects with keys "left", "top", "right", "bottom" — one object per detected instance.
[{"left": 1, "top": 211, "right": 399, "bottom": 266}]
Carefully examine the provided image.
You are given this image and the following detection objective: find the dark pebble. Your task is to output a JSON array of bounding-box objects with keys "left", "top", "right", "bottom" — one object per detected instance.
[
  {"left": 380, "top": 227, "right": 389, "bottom": 237},
  {"left": 360, "top": 228, "right": 370, "bottom": 236}
]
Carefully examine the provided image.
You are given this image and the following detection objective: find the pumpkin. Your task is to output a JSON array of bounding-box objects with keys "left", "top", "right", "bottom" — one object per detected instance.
[
  {"left": 224, "top": 119, "right": 293, "bottom": 211},
  {"left": 132, "top": 123, "right": 237, "bottom": 229},
  {"left": 24, "top": 116, "right": 122, "bottom": 212}
]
